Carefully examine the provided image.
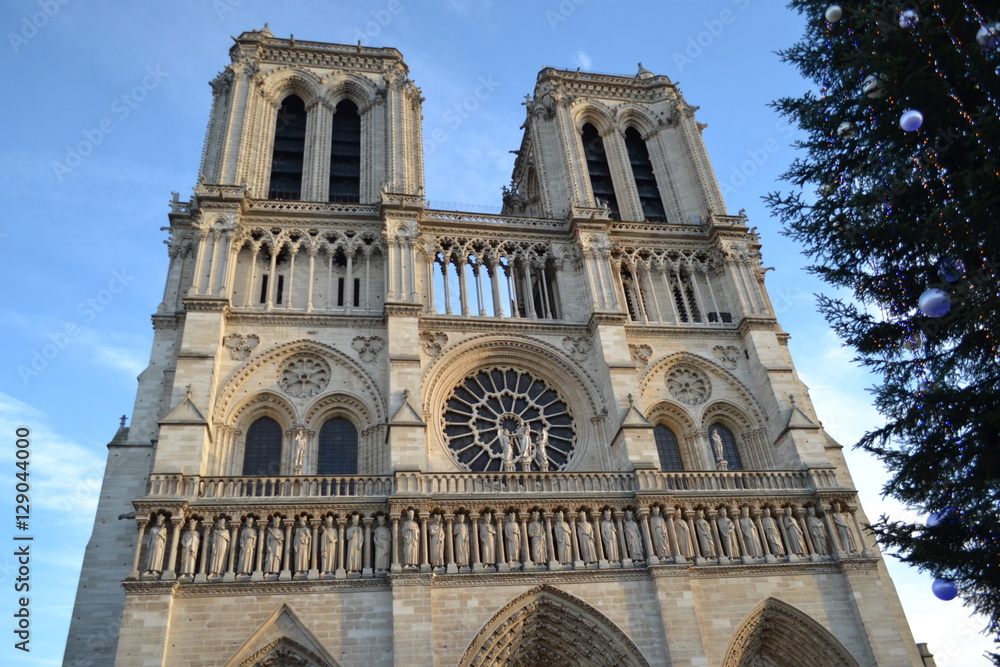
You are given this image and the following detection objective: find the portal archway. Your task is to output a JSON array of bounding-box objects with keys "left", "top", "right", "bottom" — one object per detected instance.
[
  {"left": 722, "top": 598, "right": 860, "bottom": 667},
  {"left": 459, "top": 585, "right": 650, "bottom": 667}
]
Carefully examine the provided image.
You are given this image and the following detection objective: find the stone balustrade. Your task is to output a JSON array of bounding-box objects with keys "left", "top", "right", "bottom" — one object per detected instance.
[
  {"left": 144, "top": 468, "right": 841, "bottom": 502},
  {"left": 128, "top": 468, "right": 866, "bottom": 586}
]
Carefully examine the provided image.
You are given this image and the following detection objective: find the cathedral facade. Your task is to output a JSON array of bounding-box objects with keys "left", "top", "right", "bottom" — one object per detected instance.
[{"left": 64, "top": 28, "right": 931, "bottom": 666}]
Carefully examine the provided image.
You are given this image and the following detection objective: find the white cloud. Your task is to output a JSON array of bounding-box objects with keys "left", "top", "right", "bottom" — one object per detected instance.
[{"left": 573, "top": 51, "right": 593, "bottom": 70}]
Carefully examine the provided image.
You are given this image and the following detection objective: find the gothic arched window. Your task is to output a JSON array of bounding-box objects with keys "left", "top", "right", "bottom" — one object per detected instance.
[
  {"left": 268, "top": 95, "right": 307, "bottom": 200},
  {"left": 709, "top": 423, "right": 744, "bottom": 470},
  {"left": 243, "top": 417, "right": 283, "bottom": 476},
  {"left": 318, "top": 417, "right": 358, "bottom": 475},
  {"left": 329, "top": 99, "right": 361, "bottom": 203},
  {"left": 624, "top": 126, "right": 667, "bottom": 222},
  {"left": 581, "top": 123, "right": 619, "bottom": 219},
  {"left": 654, "top": 424, "right": 684, "bottom": 471}
]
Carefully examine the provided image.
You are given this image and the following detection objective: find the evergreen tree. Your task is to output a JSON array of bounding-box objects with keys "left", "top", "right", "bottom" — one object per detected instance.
[{"left": 766, "top": 1, "right": 1000, "bottom": 659}]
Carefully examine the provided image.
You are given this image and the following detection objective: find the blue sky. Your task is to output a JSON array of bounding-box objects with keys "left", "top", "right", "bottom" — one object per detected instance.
[{"left": 0, "top": 0, "right": 992, "bottom": 664}]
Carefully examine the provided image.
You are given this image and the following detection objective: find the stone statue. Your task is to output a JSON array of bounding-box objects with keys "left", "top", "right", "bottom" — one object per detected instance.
[
  {"left": 179, "top": 519, "right": 200, "bottom": 576},
  {"left": 373, "top": 516, "right": 390, "bottom": 571},
  {"left": 831, "top": 503, "right": 857, "bottom": 553},
  {"left": 711, "top": 429, "right": 728, "bottom": 470},
  {"left": 534, "top": 429, "right": 549, "bottom": 472},
  {"left": 623, "top": 510, "right": 643, "bottom": 560},
  {"left": 144, "top": 514, "right": 168, "bottom": 574},
  {"left": 320, "top": 516, "right": 338, "bottom": 573},
  {"left": 453, "top": 515, "right": 470, "bottom": 567},
  {"left": 600, "top": 509, "right": 619, "bottom": 562},
  {"left": 518, "top": 424, "right": 533, "bottom": 470},
  {"left": 553, "top": 511, "right": 571, "bottom": 563},
  {"left": 739, "top": 507, "right": 762, "bottom": 558},
  {"left": 649, "top": 507, "right": 668, "bottom": 558},
  {"left": 265, "top": 516, "right": 285, "bottom": 573},
  {"left": 346, "top": 515, "right": 364, "bottom": 571},
  {"left": 761, "top": 509, "right": 784, "bottom": 556},
  {"left": 576, "top": 511, "right": 597, "bottom": 562},
  {"left": 528, "top": 511, "right": 547, "bottom": 563},
  {"left": 504, "top": 514, "right": 522, "bottom": 564},
  {"left": 717, "top": 508, "right": 740, "bottom": 558},
  {"left": 293, "top": 429, "right": 307, "bottom": 474},
  {"left": 480, "top": 512, "right": 496, "bottom": 565},
  {"left": 806, "top": 506, "right": 830, "bottom": 555},
  {"left": 236, "top": 518, "right": 256, "bottom": 575},
  {"left": 427, "top": 514, "right": 445, "bottom": 568},
  {"left": 783, "top": 508, "right": 805, "bottom": 556},
  {"left": 501, "top": 429, "right": 515, "bottom": 472},
  {"left": 674, "top": 512, "right": 694, "bottom": 559},
  {"left": 293, "top": 516, "right": 311, "bottom": 573},
  {"left": 695, "top": 510, "right": 716, "bottom": 558},
  {"left": 402, "top": 510, "right": 420, "bottom": 566},
  {"left": 208, "top": 517, "right": 230, "bottom": 576}
]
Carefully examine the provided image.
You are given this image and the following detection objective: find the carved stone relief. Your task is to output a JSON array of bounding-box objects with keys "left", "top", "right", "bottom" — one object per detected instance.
[
  {"left": 713, "top": 344, "right": 741, "bottom": 370},
  {"left": 562, "top": 336, "right": 592, "bottom": 361},
  {"left": 419, "top": 331, "right": 449, "bottom": 356},
  {"left": 224, "top": 333, "right": 261, "bottom": 360},
  {"left": 277, "top": 355, "right": 331, "bottom": 398},
  {"left": 628, "top": 344, "right": 652, "bottom": 368},
  {"left": 666, "top": 367, "right": 711, "bottom": 405},
  {"left": 352, "top": 336, "right": 384, "bottom": 363}
]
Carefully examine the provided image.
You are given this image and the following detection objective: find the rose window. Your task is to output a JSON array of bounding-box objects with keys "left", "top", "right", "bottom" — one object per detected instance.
[
  {"left": 666, "top": 367, "right": 711, "bottom": 405},
  {"left": 442, "top": 368, "right": 575, "bottom": 472},
  {"left": 277, "top": 355, "right": 331, "bottom": 398}
]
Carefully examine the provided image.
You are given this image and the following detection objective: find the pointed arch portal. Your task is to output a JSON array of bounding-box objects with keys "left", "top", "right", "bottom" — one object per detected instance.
[
  {"left": 722, "top": 598, "right": 860, "bottom": 667},
  {"left": 459, "top": 585, "right": 650, "bottom": 667}
]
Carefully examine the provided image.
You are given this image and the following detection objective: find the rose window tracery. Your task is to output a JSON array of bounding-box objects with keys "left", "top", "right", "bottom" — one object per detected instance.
[
  {"left": 442, "top": 368, "right": 575, "bottom": 472},
  {"left": 277, "top": 355, "right": 331, "bottom": 398},
  {"left": 666, "top": 367, "right": 711, "bottom": 405}
]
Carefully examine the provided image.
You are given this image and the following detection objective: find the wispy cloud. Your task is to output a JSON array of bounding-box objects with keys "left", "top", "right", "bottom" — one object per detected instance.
[{"left": 573, "top": 50, "right": 592, "bottom": 70}]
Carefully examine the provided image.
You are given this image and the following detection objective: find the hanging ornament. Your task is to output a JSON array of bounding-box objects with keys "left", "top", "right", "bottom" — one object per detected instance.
[
  {"left": 926, "top": 509, "right": 952, "bottom": 527},
  {"left": 918, "top": 288, "right": 951, "bottom": 317},
  {"left": 862, "top": 73, "right": 888, "bottom": 99},
  {"left": 837, "top": 121, "right": 857, "bottom": 138},
  {"left": 900, "top": 109, "right": 923, "bottom": 132},
  {"left": 932, "top": 578, "right": 958, "bottom": 601},
  {"left": 825, "top": 5, "right": 843, "bottom": 22},
  {"left": 917, "top": 381, "right": 935, "bottom": 394},
  {"left": 937, "top": 258, "right": 966, "bottom": 283},
  {"left": 818, "top": 183, "right": 835, "bottom": 196},
  {"left": 977, "top": 23, "right": 1000, "bottom": 50},
  {"left": 898, "top": 9, "right": 919, "bottom": 29},
  {"left": 902, "top": 333, "right": 922, "bottom": 351}
]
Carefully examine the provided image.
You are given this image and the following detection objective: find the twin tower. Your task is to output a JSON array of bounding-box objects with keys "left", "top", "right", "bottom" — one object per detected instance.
[{"left": 65, "top": 27, "right": 930, "bottom": 667}]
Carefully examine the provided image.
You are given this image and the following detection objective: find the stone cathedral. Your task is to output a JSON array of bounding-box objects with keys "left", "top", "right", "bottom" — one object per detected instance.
[{"left": 64, "top": 28, "right": 934, "bottom": 667}]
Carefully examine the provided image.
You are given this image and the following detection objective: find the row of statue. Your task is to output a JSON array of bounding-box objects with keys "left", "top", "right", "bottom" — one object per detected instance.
[
  {"left": 137, "top": 502, "right": 866, "bottom": 581},
  {"left": 500, "top": 425, "right": 549, "bottom": 472}
]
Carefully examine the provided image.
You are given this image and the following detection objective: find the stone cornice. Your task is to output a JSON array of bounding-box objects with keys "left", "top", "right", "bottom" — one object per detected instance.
[
  {"left": 737, "top": 317, "right": 781, "bottom": 336},
  {"left": 172, "top": 578, "right": 390, "bottom": 598},
  {"left": 418, "top": 315, "right": 590, "bottom": 337},
  {"left": 151, "top": 313, "right": 182, "bottom": 330},
  {"left": 226, "top": 310, "right": 384, "bottom": 328},
  {"left": 624, "top": 323, "right": 741, "bottom": 339},
  {"left": 182, "top": 296, "right": 229, "bottom": 313}
]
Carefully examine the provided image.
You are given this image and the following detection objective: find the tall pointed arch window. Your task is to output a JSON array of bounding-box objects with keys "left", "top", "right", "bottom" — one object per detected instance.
[
  {"left": 318, "top": 417, "right": 358, "bottom": 475},
  {"left": 654, "top": 424, "right": 684, "bottom": 471},
  {"left": 268, "top": 95, "right": 307, "bottom": 200},
  {"left": 624, "top": 126, "right": 667, "bottom": 222},
  {"left": 581, "top": 123, "right": 619, "bottom": 219},
  {"left": 329, "top": 99, "right": 361, "bottom": 203},
  {"left": 243, "top": 417, "right": 283, "bottom": 476},
  {"left": 708, "top": 423, "right": 743, "bottom": 470}
]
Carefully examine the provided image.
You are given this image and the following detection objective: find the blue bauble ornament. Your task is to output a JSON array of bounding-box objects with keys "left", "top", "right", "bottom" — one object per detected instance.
[
  {"left": 938, "top": 258, "right": 966, "bottom": 283},
  {"left": 932, "top": 578, "right": 958, "bottom": 601},
  {"left": 899, "top": 10, "right": 919, "bottom": 29},
  {"left": 926, "top": 509, "right": 951, "bottom": 527},
  {"left": 918, "top": 288, "right": 950, "bottom": 317},
  {"left": 977, "top": 23, "right": 1000, "bottom": 50},
  {"left": 900, "top": 109, "right": 923, "bottom": 132}
]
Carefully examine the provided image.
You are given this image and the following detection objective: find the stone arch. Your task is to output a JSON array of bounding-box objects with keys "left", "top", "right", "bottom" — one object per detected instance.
[
  {"left": 230, "top": 391, "right": 299, "bottom": 433},
  {"left": 616, "top": 104, "right": 658, "bottom": 137},
  {"left": 215, "top": 339, "right": 387, "bottom": 426},
  {"left": 423, "top": 335, "right": 604, "bottom": 471},
  {"left": 459, "top": 585, "right": 650, "bottom": 667},
  {"left": 640, "top": 351, "right": 766, "bottom": 424},
  {"left": 571, "top": 100, "right": 616, "bottom": 135},
  {"left": 320, "top": 73, "right": 381, "bottom": 111},
  {"left": 722, "top": 598, "right": 860, "bottom": 667},
  {"left": 645, "top": 400, "right": 703, "bottom": 469},
  {"left": 257, "top": 67, "right": 323, "bottom": 108},
  {"left": 224, "top": 603, "right": 341, "bottom": 667}
]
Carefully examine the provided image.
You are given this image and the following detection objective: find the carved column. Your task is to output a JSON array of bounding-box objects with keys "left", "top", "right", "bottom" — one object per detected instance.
[
  {"left": 849, "top": 505, "right": 874, "bottom": 557},
  {"left": 544, "top": 512, "right": 558, "bottom": 570},
  {"left": 279, "top": 519, "right": 293, "bottom": 580},
  {"left": 591, "top": 511, "right": 607, "bottom": 567},
  {"left": 253, "top": 519, "right": 266, "bottom": 581},
  {"left": 127, "top": 521, "right": 145, "bottom": 580},
  {"left": 195, "top": 520, "right": 212, "bottom": 583},
  {"left": 162, "top": 518, "right": 183, "bottom": 580},
  {"left": 445, "top": 514, "right": 457, "bottom": 574},
  {"left": 310, "top": 518, "right": 321, "bottom": 580},
  {"left": 419, "top": 512, "right": 431, "bottom": 572},
  {"left": 362, "top": 516, "right": 373, "bottom": 578},
  {"left": 519, "top": 512, "right": 532, "bottom": 567},
  {"left": 638, "top": 508, "right": 659, "bottom": 565},
  {"left": 469, "top": 512, "right": 482, "bottom": 572},
  {"left": 390, "top": 514, "right": 402, "bottom": 573},
  {"left": 494, "top": 513, "right": 507, "bottom": 572},
  {"left": 569, "top": 512, "right": 583, "bottom": 569},
  {"left": 666, "top": 509, "right": 681, "bottom": 563},
  {"left": 224, "top": 521, "right": 238, "bottom": 582},
  {"left": 336, "top": 518, "right": 347, "bottom": 578}
]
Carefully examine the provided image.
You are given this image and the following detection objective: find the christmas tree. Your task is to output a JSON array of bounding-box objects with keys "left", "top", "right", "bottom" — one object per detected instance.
[{"left": 766, "top": 1, "right": 1000, "bottom": 659}]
